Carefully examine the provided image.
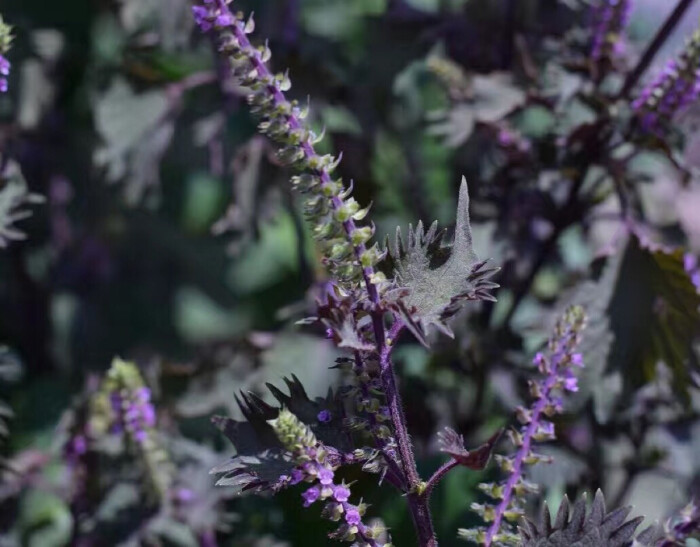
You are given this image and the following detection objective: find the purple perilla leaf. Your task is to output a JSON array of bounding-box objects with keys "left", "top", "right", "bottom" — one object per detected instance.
[
  {"left": 211, "top": 375, "right": 351, "bottom": 494},
  {"left": 518, "top": 490, "right": 662, "bottom": 547}
]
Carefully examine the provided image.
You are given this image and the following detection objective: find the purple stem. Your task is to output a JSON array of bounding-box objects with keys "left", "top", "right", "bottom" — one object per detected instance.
[
  {"left": 619, "top": 0, "right": 696, "bottom": 98},
  {"left": 378, "top": 320, "right": 437, "bottom": 546},
  {"left": 424, "top": 459, "right": 459, "bottom": 501},
  {"left": 218, "top": 5, "right": 435, "bottom": 542},
  {"left": 484, "top": 372, "right": 559, "bottom": 546}
]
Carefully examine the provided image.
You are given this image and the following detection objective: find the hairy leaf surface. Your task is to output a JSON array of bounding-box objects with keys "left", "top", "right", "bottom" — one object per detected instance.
[{"left": 384, "top": 178, "right": 498, "bottom": 343}]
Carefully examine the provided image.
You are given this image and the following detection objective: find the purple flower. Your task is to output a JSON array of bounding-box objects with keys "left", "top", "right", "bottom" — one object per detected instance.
[
  {"left": 539, "top": 421, "right": 555, "bottom": 438},
  {"left": 590, "top": 0, "right": 632, "bottom": 63},
  {"left": 333, "top": 484, "right": 351, "bottom": 502},
  {"left": 633, "top": 31, "right": 700, "bottom": 134},
  {"left": 290, "top": 468, "right": 305, "bottom": 485},
  {"left": 692, "top": 272, "right": 700, "bottom": 291},
  {"left": 480, "top": 307, "right": 587, "bottom": 544},
  {"left": 563, "top": 373, "right": 579, "bottom": 392},
  {"left": 345, "top": 508, "right": 362, "bottom": 526},
  {"left": 192, "top": 6, "right": 212, "bottom": 31},
  {"left": 317, "top": 409, "right": 332, "bottom": 423},
  {"left": 302, "top": 486, "right": 320, "bottom": 507},
  {"left": 318, "top": 467, "right": 334, "bottom": 486},
  {"left": 215, "top": 13, "right": 233, "bottom": 27}
]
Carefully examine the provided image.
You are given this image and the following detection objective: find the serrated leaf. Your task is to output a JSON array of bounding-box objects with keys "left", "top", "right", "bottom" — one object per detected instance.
[
  {"left": 607, "top": 236, "right": 700, "bottom": 405},
  {"left": 438, "top": 427, "right": 502, "bottom": 470},
  {"left": 384, "top": 178, "right": 498, "bottom": 343},
  {"left": 212, "top": 376, "right": 351, "bottom": 494},
  {"left": 519, "top": 490, "right": 661, "bottom": 547}
]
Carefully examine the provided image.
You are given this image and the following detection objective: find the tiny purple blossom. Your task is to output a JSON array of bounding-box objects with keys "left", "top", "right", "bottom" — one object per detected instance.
[
  {"left": 318, "top": 467, "right": 334, "bottom": 486},
  {"left": 290, "top": 468, "right": 305, "bottom": 485},
  {"left": 302, "top": 486, "right": 320, "bottom": 507},
  {"left": 692, "top": 272, "right": 700, "bottom": 291},
  {"left": 215, "top": 13, "right": 233, "bottom": 27},
  {"left": 191, "top": 6, "right": 212, "bottom": 31},
  {"left": 345, "top": 508, "right": 362, "bottom": 526},
  {"left": 0, "top": 55, "right": 9, "bottom": 76},
  {"left": 483, "top": 307, "right": 586, "bottom": 544},
  {"left": 333, "top": 484, "right": 351, "bottom": 502},
  {"left": 563, "top": 374, "right": 579, "bottom": 392},
  {"left": 317, "top": 409, "right": 332, "bottom": 423},
  {"left": 571, "top": 353, "right": 584, "bottom": 367}
]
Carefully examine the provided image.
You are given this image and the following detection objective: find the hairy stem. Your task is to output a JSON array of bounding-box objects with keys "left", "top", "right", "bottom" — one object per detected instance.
[
  {"left": 619, "top": 0, "right": 696, "bottom": 98},
  {"left": 424, "top": 459, "right": 459, "bottom": 501},
  {"left": 378, "top": 318, "right": 437, "bottom": 546}
]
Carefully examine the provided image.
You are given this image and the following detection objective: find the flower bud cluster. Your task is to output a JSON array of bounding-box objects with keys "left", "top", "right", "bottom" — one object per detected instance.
[
  {"left": 92, "top": 359, "right": 157, "bottom": 444},
  {"left": 633, "top": 29, "right": 700, "bottom": 135},
  {"left": 192, "top": 0, "right": 384, "bottom": 288},
  {"left": 90, "top": 358, "right": 173, "bottom": 500},
  {"left": 590, "top": 0, "right": 632, "bottom": 64},
  {"left": 462, "top": 306, "right": 587, "bottom": 547},
  {"left": 270, "top": 409, "right": 392, "bottom": 546},
  {"left": 0, "top": 16, "right": 11, "bottom": 93}
]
